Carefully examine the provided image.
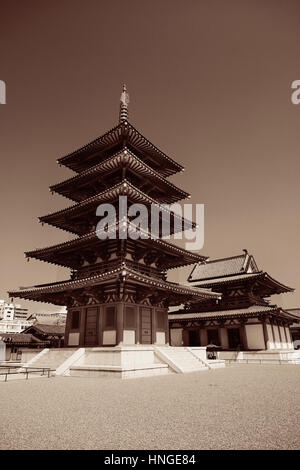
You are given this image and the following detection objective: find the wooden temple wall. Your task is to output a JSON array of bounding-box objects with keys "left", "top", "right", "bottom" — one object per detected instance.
[
  {"left": 65, "top": 303, "right": 169, "bottom": 347},
  {"left": 170, "top": 317, "right": 294, "bottom": 350}
]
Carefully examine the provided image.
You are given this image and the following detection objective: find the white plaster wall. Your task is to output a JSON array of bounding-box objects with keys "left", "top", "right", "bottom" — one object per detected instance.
[
  {"left": 156, "top": 332, "right": 166, "bottom": 345},
  {"left": 245, "top": 324, "right": 265, "bottom": 350},
  {"left": 266, "top": 324, "right": 275, "bottom": 349},
  {"left": 68, "top": 332, "right": 80, "bottom": 346},
  {"left": 170, "top": 328, "right": 183, "bottom": 346},
  {"left": 103, "top": 330, "right": 116, "bottom": 345},
  {"left": 273, "top": 325, "right": 281, "bottom": 349},
  {"left": 123, "top": 330, "right": 135, "bottom": 345},
  {"left": 285, "top": 327, "right": 293, "bottom": 348},
  {"left": 279, "top": 326, "right": 287, "bottom": 349}
]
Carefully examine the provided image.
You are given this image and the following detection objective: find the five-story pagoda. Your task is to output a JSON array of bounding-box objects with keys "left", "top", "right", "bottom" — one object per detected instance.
[{"left": 9, "top": 86, "right": 219, "bottom": 347}]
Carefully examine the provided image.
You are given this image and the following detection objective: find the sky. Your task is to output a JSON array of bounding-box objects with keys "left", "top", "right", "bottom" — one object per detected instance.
[{"left": 0, "top": 0, "right": 299, "bottom": 312}]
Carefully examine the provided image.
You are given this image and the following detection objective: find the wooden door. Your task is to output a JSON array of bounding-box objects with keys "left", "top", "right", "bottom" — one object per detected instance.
[
  {"left": 84, "top": 307, "right": 98, "bottom": 346},
  {"left": 228, "top": 328, "right": 241, "bottom": 349},
  {"left": 188, "top": 329, "right": 200, "bottom": 346},
  {"left": 140, "top": 307, "right": 152, "bottom": 344}
]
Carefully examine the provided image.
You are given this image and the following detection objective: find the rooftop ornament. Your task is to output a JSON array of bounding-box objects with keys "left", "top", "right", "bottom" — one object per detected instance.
[{"left": 119, "top": 84, "right": 129, "bottom": 123}]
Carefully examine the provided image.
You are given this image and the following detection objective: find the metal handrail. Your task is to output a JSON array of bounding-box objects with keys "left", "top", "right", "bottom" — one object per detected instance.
[{"left": 0, "top": 366, "right": 51, "bottom": 382}]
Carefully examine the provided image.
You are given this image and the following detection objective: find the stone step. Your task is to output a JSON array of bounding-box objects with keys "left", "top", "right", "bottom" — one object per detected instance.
[
  {"left": 155, "top": 347, "right": 209, "bottom": 373},
  {"left": 33, "top": 349, "right": 75, "bottom": 370}
]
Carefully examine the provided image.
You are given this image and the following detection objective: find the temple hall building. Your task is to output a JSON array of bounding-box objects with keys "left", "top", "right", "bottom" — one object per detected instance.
[{"left": 169, "top": 250, "right": 300, "bottom": 362}]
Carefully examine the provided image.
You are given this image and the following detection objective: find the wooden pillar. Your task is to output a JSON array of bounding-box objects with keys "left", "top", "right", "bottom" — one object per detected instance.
[
  {"left": 219, "top": 327, "right": 229, "bottom": 349},
  {"left": 116, "top": 303, "right": 124, "bottom": 345},
  {"left": 182, "top": 328, "right": 189, "bottom": 346},
  {"left": 151, "top": 307, "right": 156, "bottom": 345},
  {"left": 240, "top": 322, "right": 248, "bottom": 350},
  {"left": 277, "top": 320, "right": 283, "bottom": 348},
  {"left": 165, "top": 310, "right": 170, "bottom": 345},
  {"left": 262, "top": 317, "right": 269, "bottom": 350},
  {"left": 283, "top": 324, "right": 288, "bottom": 344},
  {"left": 99, "top": 305, "right": 104, "bottom": 346},
  {"left": 64, "top": 308, "right": 71, "bottom": 346},
  {"left": 270, "top": 321, "right": 276, "bottom": 349},
  {"left": 136, "top": 306, "right": 140, "bottom": 344},
  {"left": 200, "top": 328, "right": 208, "bottom": 346}
]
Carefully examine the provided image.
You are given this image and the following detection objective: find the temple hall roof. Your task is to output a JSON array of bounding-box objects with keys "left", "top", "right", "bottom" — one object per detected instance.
[
  {"left": 168, "top": 305, "right": 299, "bottom": 322},
  {"left": 23, "top": 324, "right": 65, "bottom": 336},
  {"left": 188, "top": 250, "right": 293, "bottom": 295},
  {"left": 286, "top": 308, "right": 300, "bottom": 318},
  {"left": 0, "top": 333, "right": 46, "bottom": 345},
  {"left": 188, "top": 250, "right": 259, "bottom": 282}
]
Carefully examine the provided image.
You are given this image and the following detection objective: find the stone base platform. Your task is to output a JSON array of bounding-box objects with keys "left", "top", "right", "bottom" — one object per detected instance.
[
  {"left": 69, "top": 346, "right": 171, "bottom": 379},
  {"left": 218, "top": 349, "right": 300, "bottom": 364},
  {"left": 15, "top": 345, "right": 226, "bottom": 379},
  {"left": 70, "top": 363, "right": 169, "bottom": 379}
]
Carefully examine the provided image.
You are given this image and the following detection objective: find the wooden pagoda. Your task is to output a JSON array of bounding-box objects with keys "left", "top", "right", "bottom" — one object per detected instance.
[{"left": 9, "top": 86, "right": 219, "bottom": 348}]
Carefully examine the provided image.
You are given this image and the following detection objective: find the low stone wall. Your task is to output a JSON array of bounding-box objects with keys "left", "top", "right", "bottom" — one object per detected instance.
[
  {"left": 218, "top": 349, "right": 300, "bottom": 364},
  {"left": 20, "top": 349, "right": 43, "bottom": 364}
]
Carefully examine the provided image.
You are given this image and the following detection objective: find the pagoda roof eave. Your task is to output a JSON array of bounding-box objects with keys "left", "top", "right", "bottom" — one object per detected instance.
[
  {"left": 57, "top": 121, "right": 184, "bottom": 176},
  {"left": 50, "top": 148, "right": 189, "bottom": 204},
  {"left": 25, "top": 226, "right": 207, "bottom": 269},
  {"left": 8, "top": 264, "right": 220, "bottom": 306},
  {"left": 39, "top": 180, "right": 197, "bottom": 235}
]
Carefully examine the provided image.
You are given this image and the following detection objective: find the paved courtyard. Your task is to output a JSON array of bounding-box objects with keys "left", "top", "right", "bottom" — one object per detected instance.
[{"left": 0, "top": 364, "right": 299, "bottom": 450}]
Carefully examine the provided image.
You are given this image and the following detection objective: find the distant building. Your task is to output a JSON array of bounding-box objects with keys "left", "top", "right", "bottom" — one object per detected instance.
[
  {"left": 0, "top": 333, "right": 49, "bottom": 361},
  {"left": 0, "top": 300, "right": 15, "bottom": 320},
  {"left": 0, "top": 300, "right": 32, "bottom": 334},
  {"left": 14, "top": 306, "right": 29, "bottom": 320},
  {"left": 27, "top": 311, "right": 67, "bottom": 326},
  {"left": 22, "top": 323, "right": 65, "bottom": 348}
]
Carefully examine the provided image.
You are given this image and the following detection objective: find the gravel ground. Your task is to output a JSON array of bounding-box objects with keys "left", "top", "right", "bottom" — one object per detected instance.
[{"left": 0, "top": 364, "right": 300, "bottom": 450}]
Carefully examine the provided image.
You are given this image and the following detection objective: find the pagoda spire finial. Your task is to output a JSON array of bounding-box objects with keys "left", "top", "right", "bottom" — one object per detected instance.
[{"left": 119, "top": 84, "right": 129, "bottom": 123}]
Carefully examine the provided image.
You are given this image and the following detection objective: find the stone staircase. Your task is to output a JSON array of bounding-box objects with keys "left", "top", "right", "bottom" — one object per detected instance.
[
  {"left": 155, "top": 346, "right": 209, "bottom": 373},
  {"left": 26, "top": 348, "right": 77, "bottom": 371}
]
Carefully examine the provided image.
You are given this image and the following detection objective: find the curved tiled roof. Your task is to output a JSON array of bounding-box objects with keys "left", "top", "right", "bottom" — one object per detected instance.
[
  {"left": 189, "top": 272, "right": 293, "bottom": 294},
  {"left": 9, "top": 263, "right": 221, "bottom": 303},
  {"left": 188, "top": 251, "right": 293, "bottom": 294},
  {"left": 0, "top": 333, "right": 45, "bottom": 344},
  {"left": 39, "top": 180, "right": 196, "bottom": 235},
  {"left": 57, "top": 121, "right": 184, "bottom": 176},
  {"left": 51, "top": 148, "right": 189, "bottom": 204},
  {"left": 189, "top": 252, "right": 259, "bottom": 282},
  {"left": 169, "top": 305, "right": 284, "bottom": 322},
  {"left": 26, "top": 224, "right": 206, "bottom": 269}
]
